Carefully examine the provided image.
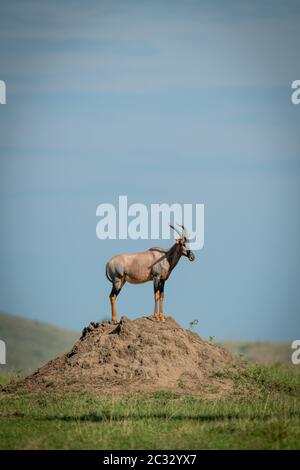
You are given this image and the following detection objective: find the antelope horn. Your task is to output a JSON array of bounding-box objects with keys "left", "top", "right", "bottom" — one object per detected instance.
[
  {"left": 169, "top": 224, "right": 182, "bottom": 237},
  {"left": 177, "top": 224, "right": 189, "bottom": 240}
]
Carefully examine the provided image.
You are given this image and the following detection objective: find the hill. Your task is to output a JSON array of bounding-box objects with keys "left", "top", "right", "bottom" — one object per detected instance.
[
  {"left": 0, "top": 312, "right": 78, "bottom": 373},
  {"left": 221, "top": 340, "right": 292, "bottom": 364}
]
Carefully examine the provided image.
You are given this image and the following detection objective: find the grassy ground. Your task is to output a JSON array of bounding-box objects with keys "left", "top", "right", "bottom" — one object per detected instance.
[{"left": 0, "top": 363, "right": 299, "bottom": 450}]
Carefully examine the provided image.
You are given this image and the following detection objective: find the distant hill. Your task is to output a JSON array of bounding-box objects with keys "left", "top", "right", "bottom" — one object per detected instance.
[
  {"left": 0, "top": 312, "right": 79, "bottom": 373},
  {"left": 0, "top": 312, "right": 292, "bottom": 374},
  {"left": 221, "top": 340, "right": 292, "bottom": 365}
]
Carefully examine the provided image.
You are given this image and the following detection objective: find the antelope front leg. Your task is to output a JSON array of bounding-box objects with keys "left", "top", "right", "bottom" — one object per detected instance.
[
  {"left": 159, "top": 281, "right": 166, "bottom": 321},
  {"left": 159, "top": 292, "right": 166, "bottom": 321},
  {"left": 154, "top": 290, "right": 160, "bottom": 321},
  {"left": 153, "top": 276, "right": 161, "bottom": 320}
]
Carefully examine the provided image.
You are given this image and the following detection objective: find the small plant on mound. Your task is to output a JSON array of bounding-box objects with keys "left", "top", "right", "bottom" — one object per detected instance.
[{"left": 188, "top": 319, "right": 199, "bottom": 331}]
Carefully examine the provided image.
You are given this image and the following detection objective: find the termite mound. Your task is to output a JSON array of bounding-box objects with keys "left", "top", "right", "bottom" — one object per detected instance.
[{"left": 4, "top": 316, "right": 244, "bottom": 398}]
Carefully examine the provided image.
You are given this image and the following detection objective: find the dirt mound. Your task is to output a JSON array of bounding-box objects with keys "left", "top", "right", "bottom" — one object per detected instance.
[{"left": 7, "top": 316, "right": 241, "bottom": 398}]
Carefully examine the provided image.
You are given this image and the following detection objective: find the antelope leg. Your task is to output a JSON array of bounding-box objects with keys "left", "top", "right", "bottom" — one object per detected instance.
[
  {"left": 159, "top": 281, "right": 166, "bottom": 321},
  {"left": 109, "top": 278, "right": 125, "bottom": 324},
  {"left": 110, "top": 292, "right": 118, "bottom": 324},
  {"left": 159, "top": 292, "right": 166, "bottom": 322},
  {"left": 154, "top": 290, "right": 160, "bottom": 320}
]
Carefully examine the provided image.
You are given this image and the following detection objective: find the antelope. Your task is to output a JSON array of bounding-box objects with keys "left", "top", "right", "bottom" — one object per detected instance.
[{"left": 105, "top": 224, "right": 195, "bottom": 323}]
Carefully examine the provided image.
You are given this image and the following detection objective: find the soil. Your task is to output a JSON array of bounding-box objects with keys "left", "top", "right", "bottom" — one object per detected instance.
[{"left": 3, "top": 316, "right": 242, "bottom": 398}]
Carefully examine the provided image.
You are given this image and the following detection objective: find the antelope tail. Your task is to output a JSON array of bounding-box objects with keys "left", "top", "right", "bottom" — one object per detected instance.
[{"left": 105, "top": 264, "right": 113, "bottom": 283}]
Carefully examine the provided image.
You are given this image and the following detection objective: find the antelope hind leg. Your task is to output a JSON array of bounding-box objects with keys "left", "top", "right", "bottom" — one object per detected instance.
[
  {"left": 109, "top": 291, "right": 118, "bottom": 324},
  {"left": 109, "top": 278, "right": 125, "bottom": 324}
]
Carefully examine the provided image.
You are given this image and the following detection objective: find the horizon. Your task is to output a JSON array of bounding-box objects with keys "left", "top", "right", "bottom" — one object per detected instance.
[{"left": 0, "top": 310, "right": 294, "bottom": 344}]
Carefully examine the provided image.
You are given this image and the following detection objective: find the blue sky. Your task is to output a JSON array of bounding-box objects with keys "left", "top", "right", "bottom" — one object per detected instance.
[{"left": 0, "top": 0, "right": 300, "bottom": 340}]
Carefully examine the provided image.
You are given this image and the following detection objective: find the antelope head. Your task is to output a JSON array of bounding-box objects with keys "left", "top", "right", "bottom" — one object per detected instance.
[{"left": 169, "top": 224, "right": 195, "bottom": 261}]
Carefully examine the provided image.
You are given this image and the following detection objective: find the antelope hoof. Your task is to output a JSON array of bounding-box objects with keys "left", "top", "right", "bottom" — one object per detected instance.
[
  {"left": 159, "top": 315, "right": 166, "bottom": 322},
  {"left": 154, "top": 313, "right": 159, "bottom": 321}
]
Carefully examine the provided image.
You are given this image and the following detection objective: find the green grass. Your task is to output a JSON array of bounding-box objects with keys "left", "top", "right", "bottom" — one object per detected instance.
[{"left": 1, "top": 364, "right": 299, "bottom": 450}]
